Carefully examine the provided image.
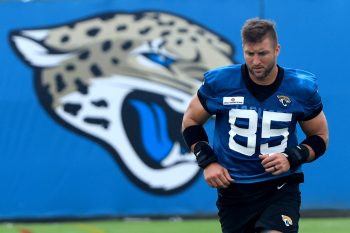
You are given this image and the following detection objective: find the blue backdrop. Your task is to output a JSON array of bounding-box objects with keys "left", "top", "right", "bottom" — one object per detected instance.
[{"left": 0, "top": 0, "right": 349, "bottom": 220}]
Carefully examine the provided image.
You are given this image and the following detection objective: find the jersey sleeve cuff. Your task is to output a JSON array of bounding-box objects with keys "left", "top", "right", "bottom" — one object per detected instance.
[
  {"left": 197, "top": 90, "right": 214, "bottom": 115},
  {"left": 299, "top": 104, "right": 323, "bottom": 121}
]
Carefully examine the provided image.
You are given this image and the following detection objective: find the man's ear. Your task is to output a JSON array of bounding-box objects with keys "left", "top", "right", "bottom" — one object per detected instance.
[{"left": 275, "top": 43, "right": 281, "bottom": 56}]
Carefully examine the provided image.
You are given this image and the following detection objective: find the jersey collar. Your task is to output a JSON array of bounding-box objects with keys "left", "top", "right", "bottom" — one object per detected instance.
[{"left": 241, "top": 64, "right": 284, "bottom": 102}]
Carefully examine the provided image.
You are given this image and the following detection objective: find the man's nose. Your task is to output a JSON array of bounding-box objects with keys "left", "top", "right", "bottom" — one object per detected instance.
[{"left": 252, "top": 54, "right": 261, "bottom": 65}]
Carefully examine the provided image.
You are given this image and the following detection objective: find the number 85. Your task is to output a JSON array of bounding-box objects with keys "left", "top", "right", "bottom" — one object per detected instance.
[{"left": 228, "top": 109, "right": 292, "bottom": 156}]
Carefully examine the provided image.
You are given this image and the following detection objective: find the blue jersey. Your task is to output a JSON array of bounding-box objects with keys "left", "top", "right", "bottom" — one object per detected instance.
[{"left": 198, "top": 64, "right": 322, "bottom": 183}]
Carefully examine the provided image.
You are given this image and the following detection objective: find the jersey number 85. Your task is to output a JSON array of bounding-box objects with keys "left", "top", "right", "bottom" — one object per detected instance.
[{"left": 228, "top": 109, "right": 292, "bottom": 156}]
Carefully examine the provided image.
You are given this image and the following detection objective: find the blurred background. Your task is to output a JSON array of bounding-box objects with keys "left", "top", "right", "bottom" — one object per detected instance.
[{"left": 1, "top": 0, "right": 349, "bottom": 221}]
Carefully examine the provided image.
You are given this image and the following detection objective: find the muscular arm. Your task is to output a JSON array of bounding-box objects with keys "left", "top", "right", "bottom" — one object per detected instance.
[
  {"left": 182, "top": 94, "right": 234, "bottom": 187},
  {"left": 299, "top": 110, "right": 329, "bottom": 162},
  {"left": 182, "top": 96, "right": 211, "bottom": 135},
  {"left": 182, "top": 95, "right": 211, "bottom": 151}
]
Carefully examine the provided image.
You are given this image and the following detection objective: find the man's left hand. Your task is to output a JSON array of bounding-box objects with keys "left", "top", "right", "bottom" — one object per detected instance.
[{"left": 259, "top": 153, "right": 290, "bottom": 175}]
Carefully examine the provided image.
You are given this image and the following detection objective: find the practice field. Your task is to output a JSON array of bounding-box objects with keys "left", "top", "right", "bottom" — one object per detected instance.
[{"left": 1, "top": 218, "right": 350, "bottom": 233}]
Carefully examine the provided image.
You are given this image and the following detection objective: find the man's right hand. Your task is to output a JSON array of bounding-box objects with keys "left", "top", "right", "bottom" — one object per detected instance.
[{"left": 203, "top": 163, "right": 234, "bottom": 188}]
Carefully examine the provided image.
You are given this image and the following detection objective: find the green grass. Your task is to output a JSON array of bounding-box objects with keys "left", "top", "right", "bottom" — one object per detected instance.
[
  {"left": 1, "top": 218, "right": 349, "bottom": 233},
  {"left": 300, "top": 218, "right": 350, "bottom": 233}
]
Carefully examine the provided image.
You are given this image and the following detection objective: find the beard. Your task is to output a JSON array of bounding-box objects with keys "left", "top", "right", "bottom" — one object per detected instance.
[{"left": 247, "top": 61, "right": 275, "bottom": 81}]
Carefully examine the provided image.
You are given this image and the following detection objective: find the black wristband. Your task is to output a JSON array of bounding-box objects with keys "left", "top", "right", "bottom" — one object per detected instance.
[
  {"left": 301, "top": 135, "right": 326, "bottom": 160},
  {"left": 193, "top": 141, "right": 217, "bottom": 169},
  {"left": 182, "top": 125, "right": 208, "bottom": 149},
  {"left": 284, "top": 144, "right": 310, "bottom": 168}
]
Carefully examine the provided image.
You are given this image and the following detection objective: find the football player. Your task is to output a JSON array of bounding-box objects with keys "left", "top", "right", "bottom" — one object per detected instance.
[{"left": 182, "top": 18, "right": 328, "bottom": 233}]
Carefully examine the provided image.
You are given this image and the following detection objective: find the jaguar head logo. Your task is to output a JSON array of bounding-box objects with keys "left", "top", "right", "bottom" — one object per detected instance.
[
  {"left": 281, "top": 214, "right": 293, "bottom": 226},
  {"left": 277, "top": 95, "right": 291, "bottom": 107},
  {"left": 9, "top": 11, "right": 235, "bottom": 194}
]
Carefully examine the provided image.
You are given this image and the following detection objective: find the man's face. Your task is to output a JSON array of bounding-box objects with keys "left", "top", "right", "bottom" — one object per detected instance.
[{"left": 243, "top": 37, "right": 280, "bottom": 82}]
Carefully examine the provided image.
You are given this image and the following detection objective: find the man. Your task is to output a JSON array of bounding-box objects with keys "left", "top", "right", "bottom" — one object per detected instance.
[{"left": 182, "top": 18, "right": 328, "bottom": 233}]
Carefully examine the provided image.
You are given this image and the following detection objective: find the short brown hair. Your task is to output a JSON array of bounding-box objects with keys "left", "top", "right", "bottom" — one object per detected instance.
[{"left": 241, "top": 18, "right": 278, "bottom": 47}]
